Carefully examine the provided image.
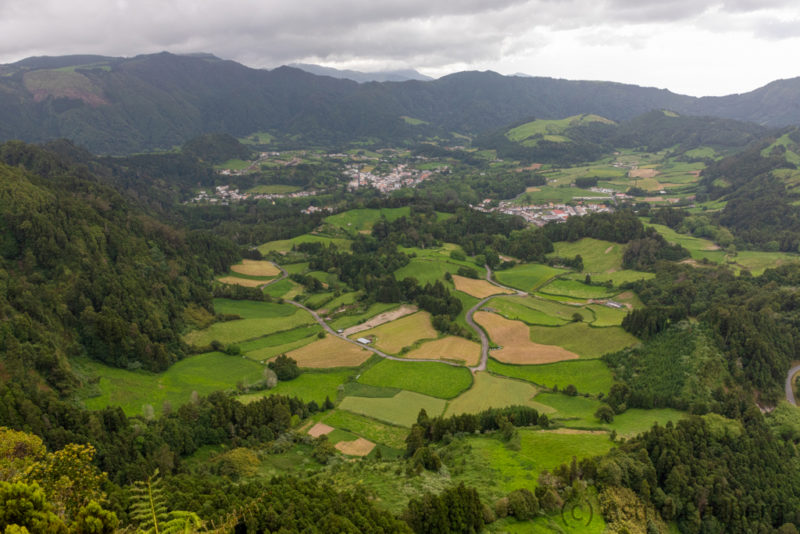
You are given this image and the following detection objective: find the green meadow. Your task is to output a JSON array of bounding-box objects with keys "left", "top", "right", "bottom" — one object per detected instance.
[
  {"left": 487, "top": 358, "right": 615, "bottom": 395},
  {"left": 357, "top": 359, "right": 473, "bottom": 399},
  {"left": 258, "top": 234, "right": 353, "bottom": 255},
  {"left": 184, "top": 307, "right": 315, "bottom": 346},
  {"left": 549, "top": 238, "right": 623, "bottom": 273},
  {"left": 338, "top": 391, "right": 447, "bottom": 427},
  {"left": 495, "top": 264, "right": 566, "bottom": 292},
  {"left": 444, "top": 372, "right": 554, "bottom": 416},
  {"left": 529, "top": 323, "right": 638, "bottom": 358},
  {"left": 237, "top": 370, "right": 354, "bottom": 406}
]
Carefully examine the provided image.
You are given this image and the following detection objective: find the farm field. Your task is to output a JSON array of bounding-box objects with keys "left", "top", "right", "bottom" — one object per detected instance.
[
  {"left": 314, "top": 410, "right": 409, "bottom": 449},
  {"left": 405, "top": 336, "right": 481, "bottom": 366},
  {"left": 258, "top": 234, "right": 353, "bottom": 255},
  {"left": 237, "top": 370, "right": 354, "bottom": 406},
  {"left": 487, "top": 358, "right": 616, "bottom": 395},
  {"left": 328, "top": 302, "right": 402, "bottom": 331},
  {"left": 647, "top": 223, "right": 726, "bottom": 263},
  {"left": 475, "top": 311, "right": 579, "bottom": 364},
  {"left": 216, "top": 275, "right": 267, "bottom": 288},
  {"left": 451, "top": 274, "right": 514, "bottom": 298},
  {"left": 245, "top": 184, "right": 300, "bottom": 194},
  {"left": 338, "top": 390, "right": 447, "bottom": 427},
  {"left": 528, "top": 322, "right": 638, "bottom": 359},
  {"left": 340, "top": 304, "right": 417, "bottom": 336},
  {"left": 357, "top": 359, "right": 473, "bottom": 399},
  {"left": 78, "top": 352, "right": 265, "bottom": 417},
  {"left": 184, "top": 308, "right": 315, "bottom": 346},
  {"left": 567, "top": 269, "right": 655, "bottom": 286},
  {"left": 488, "top": 296, "right": 574, "bottom": 325},
  {"left": 494, "top": 264, "right": 566, "bottom": 292},
  {"left": 549, "top": 238, "right": 623, "bottom": 273},
  {"left": 539, "top": 278, "right": 617, "bottom": 299},
  {"left": 230, "top": 259, "right": 280, "bottom": 277},
  {"left": 212, "top": 299, "right": 297, "bottom": 319},
  {"left": 283, "top": 335, "right": 372, "bottom": 368},
  {"left": 351, "top": 311, "right": 438, "bottom": 354},
  {"left": 444, "top": 372, "right": 554, "bottom": 416},
  {"left": 323, "top": 207, "right": 411, "bottom": 232},
  {"left": 586, "top": 304, "right": 628, "bottom": 326}
]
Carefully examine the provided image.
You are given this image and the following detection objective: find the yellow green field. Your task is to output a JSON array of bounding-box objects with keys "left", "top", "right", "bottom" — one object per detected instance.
[
  {"left": 444, "top": 372, "right": 555, "bottom": 416},
  {"left": 405, "top": 336, "right": 481, "bottom": 366},
  {"left": 351, "top": 311, "right": 438, "bottom": 354},
  {"left": 338, "top": 391, "right": 447, "bottom": 427},
  {"left": 230, "top": 259, "right": 281, "bottom": 277},
  {"left": 283, "top": 335, "right": 373, "bottom": 368},
  {"left": 529, "top": 323, "right": 638, "bottom": 359},
  {"left": 216, "top": 276, "right": 267, "bottom": 287},
  {"left": 184, "top": 309, "right": 315, "bottom": 346},
  {"left": 452, "top": 275, "right": 514, "bottom": 298}
]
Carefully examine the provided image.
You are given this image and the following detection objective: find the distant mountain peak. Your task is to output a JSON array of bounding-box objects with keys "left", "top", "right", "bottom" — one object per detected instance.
[{"left": 289, "top": 63, "right": 433, "bottom": 83}]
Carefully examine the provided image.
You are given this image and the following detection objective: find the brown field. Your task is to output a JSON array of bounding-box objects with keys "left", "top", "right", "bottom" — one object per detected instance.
[
  {"left": 452, "top": 275, "right": 514, "bottom": 298},
  {"left": 230, "top": 259, "right": 280, "bottom": 277},
  {"left": 405, "top": 336, "right": 481, "bottom": 366},
  {"left": 217, "top": 276, "right": 266, "bottom": 288},
  {"left": 335, "top": 437, "right": 376, "bottom": 456},
  {"left": 307, "top": 422, "right": 334, "bottom": 437},
  {"left": 342, "top": 304, "right": 418, "bottom": 337},
  {"left": 282, "top": 336, "right": 372, "bottom": 368},
  {"left": 629, "top": 168, "right": 659, "bottom": 178},
  {"left": 474, "top": 311, "right": 579, "bottom": 364},
  {"left": 525, "top": 186, "right": 541, "bottom": 192},
  {"left": 351, "top": 311, "right": 438, "bottom": 354}
]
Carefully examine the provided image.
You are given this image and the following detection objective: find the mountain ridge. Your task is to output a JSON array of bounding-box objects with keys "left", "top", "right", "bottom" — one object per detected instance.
[{"left": 1, "top": 51, "right": 800, "bottom": 153}]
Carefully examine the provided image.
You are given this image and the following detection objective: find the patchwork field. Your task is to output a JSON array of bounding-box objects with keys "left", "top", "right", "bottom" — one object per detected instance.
[
  {"left": 357, "top": 359, "right": 473, "bottom": 399},
  {"left": 335, "top": 437, "right": 376, "bottom": 456},
  {"left": 283, "top": 335, "right": 373, "bottom": 368},
  {"left": 351, "top": 311, "right": 438, "bottom": 354},
  {"left": 258, "top": 235, "right": 353, "bottom": 255},
  {"left": 405, "top": 336, "right": 481, "bottom": 366},
  {"left": 487, "top": 358, "right": 615, "bottom": 395},
  {"left": 315, "top": 410, "right": 409, "bottom": 449},
  {"left": 216, "top": 276, "right": 267, "bottom": 288},
  {"left": 230, "top": 259, "right": 281, "bottom": 277},
  {"left": 184, "top": 308, "right": 315, "bottom": 346},
  {"left": 488, "top": 296, "right": 574, "bottom": 326},
  {"left": 444, "top": 372, "right": 555, "bottom": 416},
  {"left": 324, "top": 207, "right": 411, "bottom": 232},
  {"left": 539, "top": 278, "right": 617, "bottom": 299},
  {"left": 451, "top": 274, "right": 514, "bottom": 298},
  {"left": 338, "top": 390, "right": 447, "bottom": 427},
  {"left": 528, "top": 323, "right": 638, "bottom": 359},
  {"left": 213, "top": 299, "right": 297, "bottom": 319},
  {"left": 341, "top": 304, "right": 417, "bottom": 336},
  {"left": 237, "top": 369, "right": 353, "bottom": 405},
  {"left": 494, "top": 264, "right": 566, "bottom": 292},
  {"left": 475, "top": 311, "right": 579, "bottom": 364},
  {"left": 549, "top": 238, "right": 623, "bottom": 273}
]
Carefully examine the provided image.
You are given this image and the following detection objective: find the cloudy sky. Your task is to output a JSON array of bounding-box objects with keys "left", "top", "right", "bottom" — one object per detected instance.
[{"left": 1, "top": 0, "right": 799, "bottom": 96}]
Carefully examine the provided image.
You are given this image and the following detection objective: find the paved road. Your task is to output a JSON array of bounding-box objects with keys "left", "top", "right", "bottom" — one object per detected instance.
[
  {"left": 259, "top": 262, "right": 288, "bottom": 288},
  {"left": 786, "top": 365, "right": 800, "bottom": 405},
  {"left": 466, "top": 265, "right": 529, "bottom": 372}
]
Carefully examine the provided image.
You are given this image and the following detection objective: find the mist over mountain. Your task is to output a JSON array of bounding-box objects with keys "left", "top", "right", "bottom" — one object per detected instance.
[
  {"left": 1, "top": 51, "right": 800, "bottom": 153},
  {"left": 289, "top": 63, "right": 433, "bottom": 83}
]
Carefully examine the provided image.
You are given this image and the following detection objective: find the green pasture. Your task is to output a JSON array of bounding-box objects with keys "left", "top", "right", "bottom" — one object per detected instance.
[
  {"left": 529, "top": 323, "right": 638, "bottom": 359},
  {"left": 263, "top": 279, "right": 301, "bottom": 299},
  {"left": 324, "top": 207, "right": 411, "bottom": 232},
  {"left": 184, "top": 308, "right": 315, "bottom": 346},
  {"left": 78, "top": 352, "right": 265, "bottom": 417},
  {"left": 487, "top": 297, "right": 569, "bottom": 326},
  {"left": 357, "top": 359, "right": 473, "bottom": 399},
  {"left": 315, "top": 410, "right": 408, "bottom": 449},
  {"left": 239, "top": 131, "right": 274, "bottom": 145},
  {"left": 539, "top": 279, "right": 617, "bottom": 299},
  {"left": 568, "top": 269, "right": 655, "bottom": 286},
  {"left": 216, "top": 159, "right": 251, "bottom": 171},
  {"left": 519, "top": 187, "right": 612, "bottom": 205},
  {"left": 487, "top": 358, "right": 615, "bottom": 395},
  {"left": 212, "top": 299, "right": 296, "bottom": 319},
  {"left": 549, "top": 238, "right": 623, "bottom": 273},
  {"left": 258, "top": 235, "right": 353, "bottom": 255},
  {"left": 338, "top": 391, "right": 447, "bottom": 427},
  {"left": 586, "top": 304, "right": 628, "bottom": 327},
  {"left": 647, "top": 223, "right": 725, "bottom": 262},
  {"left": 237, "top": 370, "right": 353, "bottom": 406},
  {"left": 535, "top": 392, "right": 683, "bottom": 436},
  {"left": 246, "top": 184, "right": 301, "bottom": 194},
  {"left": 328, "top": 302, "right": 401, "bottom": 330},
  {"left": 506, "top": 115, "right": 614, "bottom": 144},
  {"left": 444, "top": 372, "right": 554, "bottom": 416},
  {"left": 495, "top": 264, "right": 565, "bottom": 292},
  {"left": 732, "top": 250, "right": 800, "bottom": 276}
]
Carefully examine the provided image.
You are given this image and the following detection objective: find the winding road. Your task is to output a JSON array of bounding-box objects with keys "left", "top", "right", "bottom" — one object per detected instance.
[{"left": 786, "top": 365, "right": 800, "bottom": 405}]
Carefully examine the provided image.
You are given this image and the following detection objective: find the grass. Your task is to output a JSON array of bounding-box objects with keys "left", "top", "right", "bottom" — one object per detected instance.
[
  {"left": 263, "top": 279, "right": 301, "bottom": 299},
  {"left": 444, "top": 372, "right": 554, "bottom": 416},
  {"left": 315, "top": 410, "right": 409, "bottom": 449},
  {"left": 324, "top": 207, "right": 411, "bottom": 232},
  {"left": 246, "top": 184, "right": 300, "bottom": 194},
  {"left": 395, "top": 257, "right": 474, "bottom": 286},
  {"left": 351, "top": 311, "right": 438, "bottom": 354},
  {"left": 230, "top": 260, "right": 280, "bottom": 277},
  {"left": 529, "top": 323, "right": 638, "bottom": 359},
  {"left": 475, "top": 311, "right": 580, "bottom": 364},
  {"left": 184, "top": 308, "right": 315, "bottom": 346},
  {"left": 572, "top": 270, "right": 655, "bottom": 286},
  {"left": 549, "top": 238, "right": 623, "bottom": 273},
  {"left": 487, "top": 358, "right": 616, "bottom": 395},
  {"left": 328, "top": 302, "right": 401, "bottom": 330},
  {"left": 520, "top": 187, "right": 612, "bottom": 204},
  {"left": 495, "top": 264, "right": 566, "bottom": 292},
  {"left": 237, "top": 370, "right": 354, "bottom": 406},
  {"left": 338, "top": 391, "right": 447, "bottom": 427},
  {"left": 212, "top": 299, "right": 296, "bottom": 319},
  {"left": 216, "top": 276, "right": 267, "bottom": 288},
  {"left": 539, "top": 279, "right": 617, "bottom": 299},
  {"left": 487, "top": 296, "right": 572, "bottom": 326},
  {"left": 405, "top": 336, "right": 482, "bottom": 366},
  {"left": 647, "top": 223, "right": 725, "bottom": 262},
  {"left": 357, "top": 359, "right": 473, "bottom": 399},
  {"left": 506, "top": 115, "right": 614, "bottom": 143},
  {"left": 283, "top": 336, "right": 373, "bottom": 368},
  {"left": 243, "top": 327, "right": 321, "bottom": 362},
  {"left": 534, "top": 392, "right": 683, "bottom": 436},
  {"left": 79, "top": 352, "right": 265, "bottom": 417},
  {"left": 258, "top": 235, "right": 352, "bottom": 255},
  {"left": 586, "top": 305, "right": 628, "bottom": 327}
]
